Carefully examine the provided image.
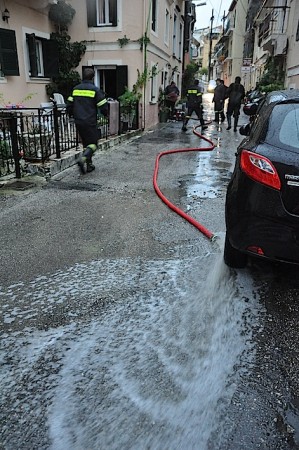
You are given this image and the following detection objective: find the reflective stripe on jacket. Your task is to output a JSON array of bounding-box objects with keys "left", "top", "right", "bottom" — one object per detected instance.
[
  {"left": 67, "top": 80, "right": 108, "bottom": 126},
  {"left": 187, "top": 85, "right": 203, "bottom": 106}
]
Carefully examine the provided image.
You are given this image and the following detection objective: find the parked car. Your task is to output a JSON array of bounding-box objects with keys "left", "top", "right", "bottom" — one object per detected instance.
[
  {"left": 243, "top": 92, "right": 265, "bottom": 117},
  {"left": 243, "top": 89, "right": 264, "bottom": 105},
  {"left": 224, "top": 89, "right": 299, "bottom": 268}
]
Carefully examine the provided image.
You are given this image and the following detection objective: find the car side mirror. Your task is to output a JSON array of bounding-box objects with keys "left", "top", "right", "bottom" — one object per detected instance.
[{"left": 239, "top": 124, "right": 251, "bottom": 136}]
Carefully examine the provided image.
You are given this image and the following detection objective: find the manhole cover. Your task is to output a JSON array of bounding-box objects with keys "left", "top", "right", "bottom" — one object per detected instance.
[{"left": 7, "top": 181, "right": 35, "bottom": 191}]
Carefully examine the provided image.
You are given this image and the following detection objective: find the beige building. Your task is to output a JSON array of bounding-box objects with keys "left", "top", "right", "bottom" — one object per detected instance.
[
  {"left": 0, "top": 0, "right": 56, "bottom": 108},
  {"left": 252, "top": 0, "right": 289, "bottom": 90},
  {"left": 0, "top": 0, "right": 187, "bottom": 129},
  {"left": 192, "top": 25, "right": 222, "bottom": 80},
  {"left": 221, "top": 0, "right": 247, "bottom": 87}
]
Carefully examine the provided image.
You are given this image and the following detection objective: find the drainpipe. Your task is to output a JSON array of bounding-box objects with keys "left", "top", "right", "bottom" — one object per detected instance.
[
  {"left": 142, "top": 1, "right": 151, "bottom": 131},
  {"left": 142, "top": 0, "right": 146, "bottom": 130}
]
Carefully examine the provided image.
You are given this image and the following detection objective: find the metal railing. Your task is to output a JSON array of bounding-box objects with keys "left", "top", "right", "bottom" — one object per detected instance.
[
  {"left": 0, "top": 100, "right": 139, "bottom": 179},
  {"left": 0, "top": 103, "right": 108, "bottom": 179}
]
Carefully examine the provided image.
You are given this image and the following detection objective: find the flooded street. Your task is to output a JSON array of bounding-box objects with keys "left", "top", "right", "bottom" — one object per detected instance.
[{"left": 1, "top": 95, "right": 299, "bottom": 449}]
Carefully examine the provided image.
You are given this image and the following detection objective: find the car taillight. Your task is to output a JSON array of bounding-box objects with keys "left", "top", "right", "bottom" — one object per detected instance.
[{"left": 240, "top": 150, "right": 281, "bottom": 190}]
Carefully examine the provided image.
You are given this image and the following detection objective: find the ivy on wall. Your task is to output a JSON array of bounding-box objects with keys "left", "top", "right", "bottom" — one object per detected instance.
[{"left": 46, "top": 1, "right": 86, "bottom": 99}]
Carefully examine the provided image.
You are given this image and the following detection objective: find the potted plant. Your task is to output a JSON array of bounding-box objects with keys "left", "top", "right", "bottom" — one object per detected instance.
[
  {"left": 158, "top": 89, "right": 170, "bottom": 123},
  {"left": 118, "top": 87, "right": 141, "bottom": 131}
]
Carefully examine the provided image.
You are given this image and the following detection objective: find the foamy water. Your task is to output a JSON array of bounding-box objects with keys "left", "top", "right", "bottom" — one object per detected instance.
[{"left": 0, "top": 246, "right": 262, "bottom": 450}]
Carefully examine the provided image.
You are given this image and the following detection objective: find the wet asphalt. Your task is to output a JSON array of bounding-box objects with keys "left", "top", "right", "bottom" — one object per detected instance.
[{"left": 1, "top": 94, "right": 299, "bottom": 449}]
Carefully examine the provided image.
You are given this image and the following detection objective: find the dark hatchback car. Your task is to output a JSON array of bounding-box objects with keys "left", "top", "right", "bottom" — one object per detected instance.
[{"left": 224, "top": 90, "right": 299, "bottom": 268}]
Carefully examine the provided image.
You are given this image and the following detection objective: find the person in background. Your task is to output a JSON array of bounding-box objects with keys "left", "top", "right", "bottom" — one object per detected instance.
[
  {"left": 67, "top": 67, "right": 108, "bottom": 174},
  {"left": 181, "top": 79, "right": 208, "bottom": 132},
  {"left": 212, "top": 78, "right": 226, "bottom": 123},
  {"left": 226, "top": 76, "right": 245, "bottom": 131},
  {"left": 164, "top": 81, "right": 180, "bottom": 120},
  {"left": 220, "top": 79, "right": 228, "bottom": 97}
]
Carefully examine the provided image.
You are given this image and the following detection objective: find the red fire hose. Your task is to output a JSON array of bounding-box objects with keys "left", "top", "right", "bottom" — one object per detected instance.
[{"left": 153, "top": 123, "right": 215, "bottom": 240}]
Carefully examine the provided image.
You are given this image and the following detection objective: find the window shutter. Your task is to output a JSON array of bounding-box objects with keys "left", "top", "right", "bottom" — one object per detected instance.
[
  {"left": 27, "top": 33, "right": 38, "bottom": 77},
  {"left": 87, "top": 0, "right": 97, "bottom": 27},
  {"left": 110, "top": 0, "right": 117, "bottom": 27},
  {"left": 116, "top": 65, "right": 128, "bottom": 99},
  {"left": 42, "top": 39, "right": 59, "bottom": 77},
  {"left": 0, "top": 29, "right": 19, "bottom": 76}
]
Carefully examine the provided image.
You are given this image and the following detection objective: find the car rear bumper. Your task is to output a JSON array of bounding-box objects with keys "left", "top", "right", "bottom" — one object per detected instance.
[{"left": 228, "top": 215, "right": 299, "bottom": 264}]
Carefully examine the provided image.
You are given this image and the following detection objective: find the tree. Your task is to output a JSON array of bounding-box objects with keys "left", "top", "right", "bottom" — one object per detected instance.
[{"left": 182, "top": 62, "right": 200, "bottom": 98}]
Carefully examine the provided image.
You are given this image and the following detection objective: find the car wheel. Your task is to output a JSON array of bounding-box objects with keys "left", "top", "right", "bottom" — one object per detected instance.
[{"left": 224, "top": 234, "right": 248, "bottom": 268}]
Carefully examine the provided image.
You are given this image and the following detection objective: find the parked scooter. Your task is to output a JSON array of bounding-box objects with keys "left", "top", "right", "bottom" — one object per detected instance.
[{"left": 240, "top": 91, "right": 265, "bottom": 136}]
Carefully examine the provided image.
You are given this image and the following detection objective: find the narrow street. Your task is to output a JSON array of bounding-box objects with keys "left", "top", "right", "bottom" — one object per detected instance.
[{"left": 1, "top": 95, "right": 299, "bottom": 450}]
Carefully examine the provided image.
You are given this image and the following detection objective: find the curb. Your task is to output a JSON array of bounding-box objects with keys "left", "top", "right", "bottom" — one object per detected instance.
[{"left": 26, "top": 129, "right": 143, "bottom": 179}]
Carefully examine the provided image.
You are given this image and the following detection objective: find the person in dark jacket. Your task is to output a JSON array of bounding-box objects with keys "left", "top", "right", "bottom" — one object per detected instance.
[
  {"left": 212, "top": 78, "right": 226, "bottom": 123},
  {"left": 164, "top": 81, "right": 180, "bottom": 120},
  {"left": 182, "top": 79, "right": 208, "bottom": 132},
  {"left": 226, "top": 76, "right": 245, "bottom": 131},
  {"left": 67, "top": 67, "right": 108, "bottom": 174}
]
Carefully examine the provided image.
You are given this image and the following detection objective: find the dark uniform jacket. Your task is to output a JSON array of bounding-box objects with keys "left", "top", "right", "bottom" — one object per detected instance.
[
  {"left": 213, "top": 83, "right": 226, "bottom": 103},
  {"left": 67, "top": 80, "right": 108, "bottom": 127},
  {"left": 227, "top": 82, "right": 245, "bottom": 107},
  {"left": 187, "top": 84, "right": 203, "bottom": 107}
]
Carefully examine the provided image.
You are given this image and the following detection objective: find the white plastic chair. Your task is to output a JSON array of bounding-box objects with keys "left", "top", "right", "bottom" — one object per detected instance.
[{"left": 53, "top": 93, "right": 66, "bottom": 110}]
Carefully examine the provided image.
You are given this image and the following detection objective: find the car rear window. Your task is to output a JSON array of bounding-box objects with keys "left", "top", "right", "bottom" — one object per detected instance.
[{"left": 266, "top": 103, "right": 299, "bottom": 153}]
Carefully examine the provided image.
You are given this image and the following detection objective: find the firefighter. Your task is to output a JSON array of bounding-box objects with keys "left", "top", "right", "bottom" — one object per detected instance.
[
  {"left": 212, "top": 78, "right": 226, "bottom": 123},
  {"left": 182, "top": 79, "right": 208, "bottom": 132},
  {"left": 226, "top": 76, "right": 245, "bottom": 131},
  {"left": 67, "top": 67, "right": 108, "bottom": 174}
]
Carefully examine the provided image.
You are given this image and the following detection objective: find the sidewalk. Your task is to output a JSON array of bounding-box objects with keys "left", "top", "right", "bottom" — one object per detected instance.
[{"left": 0, "top": 128, "right": 143, "bottom": 191}]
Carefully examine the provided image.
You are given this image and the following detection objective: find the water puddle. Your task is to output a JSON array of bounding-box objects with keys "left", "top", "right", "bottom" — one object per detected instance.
[{"left": 180, "top": 152, "right": 232, "bottom": 199}]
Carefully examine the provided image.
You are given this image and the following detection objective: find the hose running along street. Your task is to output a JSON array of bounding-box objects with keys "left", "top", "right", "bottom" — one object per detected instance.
[{"left": 153, "top": 124, "right": 215, "bottom": 240}]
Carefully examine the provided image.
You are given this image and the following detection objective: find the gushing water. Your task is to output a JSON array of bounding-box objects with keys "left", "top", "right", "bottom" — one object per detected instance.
[{"left": 0, "top": 248, "right": 261, "bottom": 450}]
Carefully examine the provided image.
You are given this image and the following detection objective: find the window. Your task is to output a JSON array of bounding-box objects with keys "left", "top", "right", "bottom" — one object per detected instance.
[
  {"left": 178, "top": 22, "right": 183, "bottom": 60},
  {"left": 164, "top": 9, "right": 170, "bottom": 44},
  {"left": 152, "top": 0, "right": 157, "bottom": 32},
  {"left": 26, "top": 33, "right": 58, "bottom": 78},
  {"left": 0, "top": 28, "right": 19, "bottom": 76},
  {"left": 267, "top": 104, "right": 299, "bottom": 153},
  {"left": 173, "top": 13, "right": 177, "bottom": 57},
  {"left": 87, "top": 0, "right": 118, "bottom": 27},
  {"left": 150, "top": 63, "right": 158, "bottom": 103}
]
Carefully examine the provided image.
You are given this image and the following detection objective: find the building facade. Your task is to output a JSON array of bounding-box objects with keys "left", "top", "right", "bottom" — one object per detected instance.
[{"left": 0, "top": 0, "right": 188, "bottom": 129}]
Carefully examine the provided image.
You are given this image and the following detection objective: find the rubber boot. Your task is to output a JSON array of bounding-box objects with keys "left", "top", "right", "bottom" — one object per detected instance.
[
  {"left": 182, "top": 119, "right": 188, "bottom": 132},
  {"left": 78, "top": 145, "right": 96, "bottom": 174},
  {"left": 83, "top": 144, "right": 96, "bottom": 162},
  {"left": 200, "top": 118, "right": 208, "bottom": 130},
  {"left": 84, "top": 145, "right": 97, "bottom": 172},
  {"left": 226, "top": 115, "right": 231, "bottom": 130},
  {"left": 234, "top": 117, "right": 238, "bottom": 132}
]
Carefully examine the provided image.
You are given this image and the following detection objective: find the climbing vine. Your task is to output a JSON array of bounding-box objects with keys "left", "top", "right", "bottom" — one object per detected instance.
[
  {"left": 46, "top": 3, "right": 86, "bottom": 99},
  {"left": 258, "top": 56, "right": 285, "bottom": 92}
]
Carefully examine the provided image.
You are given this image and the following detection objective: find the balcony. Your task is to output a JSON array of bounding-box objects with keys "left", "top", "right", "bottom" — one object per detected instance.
[
  {"left": 258, "top": 9, "right": 288, "bottom": 56},
  {"left": 261, "top": 33, "right": 288, "bottom": 56},
  {"left": 224, "top": 18, "right": 235, "bottom": 35}
]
